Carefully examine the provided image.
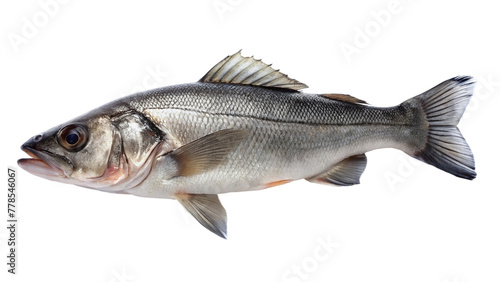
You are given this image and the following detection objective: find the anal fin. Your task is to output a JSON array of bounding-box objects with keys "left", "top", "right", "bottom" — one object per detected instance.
[
  {"left": 306, "top": 154, "right": 367, "bottom": 186},
  {"left": 175, "top": 193, "right": 228, "bottom": 239}
]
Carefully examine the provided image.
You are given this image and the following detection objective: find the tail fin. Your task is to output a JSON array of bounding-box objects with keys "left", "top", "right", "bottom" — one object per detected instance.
[{"left": 407, "top": 76, "right": 476, "bottom": 179}]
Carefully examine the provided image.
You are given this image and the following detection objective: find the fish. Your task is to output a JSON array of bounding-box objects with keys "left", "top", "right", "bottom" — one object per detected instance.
[{"left": 18, "top": 51, "right": 476, "bottom": 238}]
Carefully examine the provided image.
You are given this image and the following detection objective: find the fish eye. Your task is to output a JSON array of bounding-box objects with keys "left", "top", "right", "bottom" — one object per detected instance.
[
  {"left": 66, "top": 133, "right": 79, "bottom": 145},
  {"left": 57, "top": 124, "right": 88, "bottom": 151}
]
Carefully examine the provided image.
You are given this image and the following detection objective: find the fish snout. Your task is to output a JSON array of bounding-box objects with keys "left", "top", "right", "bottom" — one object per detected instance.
[{"left": 21, "top": 133, "right": 45, "bottom": 152}]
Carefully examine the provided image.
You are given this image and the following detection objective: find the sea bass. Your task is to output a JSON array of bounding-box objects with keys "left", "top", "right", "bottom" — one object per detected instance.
[{"left": 18, "top": 51, "right": 476, "bottom": 238}]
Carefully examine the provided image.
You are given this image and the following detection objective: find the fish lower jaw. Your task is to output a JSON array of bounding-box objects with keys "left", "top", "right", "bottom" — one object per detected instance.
[
  {"left": 18, "top": 158, "right": 65, "bottom": 178},
  {"left": 18, "top": 146, "right": 65, "bottom": 178}
]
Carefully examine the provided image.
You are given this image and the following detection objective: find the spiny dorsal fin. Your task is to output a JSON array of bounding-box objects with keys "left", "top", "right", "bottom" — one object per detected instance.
[
  {"left": 321, "top": 94, "right": 367, "bottom": 104},
  {"left": 200, "top": 50, "right": 308, "bottom": 91}
]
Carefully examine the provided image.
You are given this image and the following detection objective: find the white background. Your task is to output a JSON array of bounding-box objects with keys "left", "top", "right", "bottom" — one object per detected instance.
[{"left": 1, "top": 0, "right": 499, "bottom": 281}]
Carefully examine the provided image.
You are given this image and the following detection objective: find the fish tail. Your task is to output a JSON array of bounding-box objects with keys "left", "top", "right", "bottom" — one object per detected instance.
[{"left": 404, "top": 76, "right": 476, "bottom": 179}]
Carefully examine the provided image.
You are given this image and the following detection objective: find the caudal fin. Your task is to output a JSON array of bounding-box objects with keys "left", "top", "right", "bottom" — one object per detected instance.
[{"left": 407, "top": 76, "right": 476, "bottom": 179}]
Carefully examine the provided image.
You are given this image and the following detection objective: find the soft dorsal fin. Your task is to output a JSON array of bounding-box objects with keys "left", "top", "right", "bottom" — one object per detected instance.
[
  {"left": 200, "top": 50, "right": 308, "bottom": 91},
  {"left": 321, "top": 94, "right": 367, "bottom": 104}
]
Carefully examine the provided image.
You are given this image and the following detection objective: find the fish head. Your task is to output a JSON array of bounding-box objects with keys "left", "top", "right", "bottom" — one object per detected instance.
[
  {"left": 18, "top": 115, "right": 121, "bottom": 188},
  {"left": 18, "top": 111, "right": 165, "bottom": 192}
]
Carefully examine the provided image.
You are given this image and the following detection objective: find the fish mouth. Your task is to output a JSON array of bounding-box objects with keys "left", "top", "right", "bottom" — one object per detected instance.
[{"left": 18, "top": 146, "right": 71, "bottom": 178}]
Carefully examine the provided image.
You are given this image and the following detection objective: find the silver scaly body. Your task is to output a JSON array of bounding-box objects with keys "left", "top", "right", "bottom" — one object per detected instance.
[{"left": 125, "top": 82, "right": 423, "bottom": 197}]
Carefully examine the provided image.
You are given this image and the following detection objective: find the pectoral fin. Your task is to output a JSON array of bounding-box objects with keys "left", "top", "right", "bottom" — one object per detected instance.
[
  {"left": 170, "top": 129, "right": 248, "bottom": 177},
  {"left": 175, "top": 193, "right": 228, "bottom": 239},
  {"left": 307, "top": 154, "right": 367, "bottom": 186}
]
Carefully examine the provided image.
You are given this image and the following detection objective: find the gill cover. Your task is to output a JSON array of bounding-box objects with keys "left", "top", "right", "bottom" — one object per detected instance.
[
  {"left": 83, "top": 111, "right": 167, "bottom": 192},
  {"left": 111, "top": 111, "right": 165, "bottom": 168}
]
